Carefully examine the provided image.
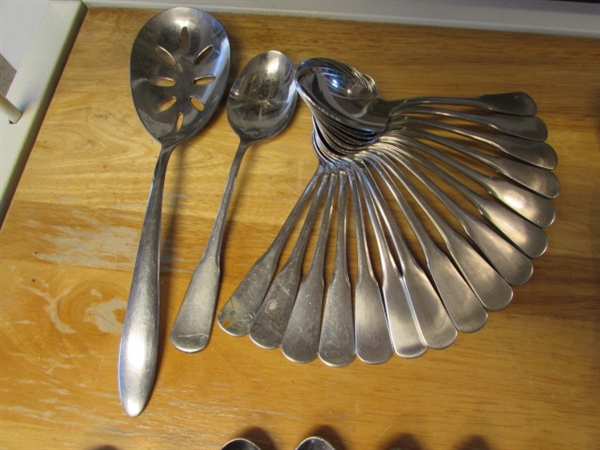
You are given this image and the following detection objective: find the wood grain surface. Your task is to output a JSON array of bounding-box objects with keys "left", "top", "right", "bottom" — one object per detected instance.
[{"left": 1, "top": 7, "right": 598, "bottom": 450}]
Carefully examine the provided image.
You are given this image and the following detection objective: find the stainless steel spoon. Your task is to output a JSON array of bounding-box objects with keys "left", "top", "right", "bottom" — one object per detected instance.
[
  {"left": 398, "top": 141, "right": 549, "bottom": 258},
  {"left": 368, "top": 153, "right": 513, "bottom": 311},
  {"left": 378, "top": 145, "right": 534, "bottom": 286},
  {"left": 384, "top": 133, "right": 556, "bottom": 228},
  {"left": 361, "top": 160, "right": 488, "bottom": 333},
  {"left": 347, "top": 168, "right": 394, "bottom": 364},
  {"left": 313, "top": 128, "right": 458, "bottom": 356},
  {"left": 118, "top": 7, "right": 230, "bottom": 418},
  {"left": 281, "top": 172, "right": 337, "bottom": 363},
  {"left": 353, "top": 166, "right": 458, "bottom": 350},
  {"left": 317, "top": 171, "right": 356, "bottom": 367},
  {"left": 355, "top": 166, "right": 429, "bottom": 355},
  {"left": 401, "top": 105, "right": 548, "bottom": 141},
  {"left": 296, "top": 58, "right": 539, "bottom": 133},
  {"left": 403, "top": 127, "right": 560, "bottom": 199},
  {"left": 217, "top": 167, "right": 324, "bottom": 337},
  {"left": 391, "top": 115, "right": 558, "bottom": 170},
  {"left": 296, "top": 437, "right": 336, "bottom": 450},
  {"left": 312, "top": 126, "right": 454, "bottom": 352},
  {"left": 222, "top": 438, "right": 261, "bottom": 450},
  {"left": 249, "top": 173, "right": 331, "bottom": 349},
  {"left": 170, "top": 50, "right": 297, "bottom": 353}
]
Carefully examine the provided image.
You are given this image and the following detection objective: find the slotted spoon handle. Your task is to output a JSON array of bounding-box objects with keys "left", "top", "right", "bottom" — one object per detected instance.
[{"left": 118, "top": 144, "right": 174, "bottom": 418}]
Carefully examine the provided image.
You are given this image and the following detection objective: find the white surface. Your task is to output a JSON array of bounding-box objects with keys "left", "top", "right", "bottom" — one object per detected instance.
[
  {"left": 85, "top": 0, "right": 600, "bottom": 37},
  {"left": 0, "top": 0, "right": 85, "bottom": 223},
  {"left": 0, "top": 0, "right": 50, "bottom": 70},
  {"left": 1, "top": 0, "right": 598, "bottom": 76}
]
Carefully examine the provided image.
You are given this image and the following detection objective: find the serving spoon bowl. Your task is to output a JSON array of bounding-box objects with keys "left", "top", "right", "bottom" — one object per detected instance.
[{"left": 118, "top": 7, "right": 230, "bottom": 417}]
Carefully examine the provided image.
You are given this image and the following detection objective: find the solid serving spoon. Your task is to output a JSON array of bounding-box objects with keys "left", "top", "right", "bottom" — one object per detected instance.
[
  {"left": 170, "top": 50, "right": 297, "bottom": 353},
  {"left": 118, "top": 7, "right": 230, "bottom": 418}
]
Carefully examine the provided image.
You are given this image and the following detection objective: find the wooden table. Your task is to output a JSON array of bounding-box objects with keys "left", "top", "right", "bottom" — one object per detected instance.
[{"left": 1, "top": 7, "right": 598, "bottom": 450}]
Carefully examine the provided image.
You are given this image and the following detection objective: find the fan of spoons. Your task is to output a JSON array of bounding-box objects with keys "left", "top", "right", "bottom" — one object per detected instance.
[{"left": 217, "top": 57, "right": 560, "bottom": 367}]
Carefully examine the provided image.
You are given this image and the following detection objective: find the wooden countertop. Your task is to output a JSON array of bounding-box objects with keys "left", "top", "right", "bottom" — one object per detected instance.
[{"left": 1, "top": 7, "right": 598, "bottom": 450}]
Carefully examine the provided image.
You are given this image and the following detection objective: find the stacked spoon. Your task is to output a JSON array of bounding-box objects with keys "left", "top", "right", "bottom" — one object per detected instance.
[{"left": 217, "top": 57, "right": 560, "bottom": 367}]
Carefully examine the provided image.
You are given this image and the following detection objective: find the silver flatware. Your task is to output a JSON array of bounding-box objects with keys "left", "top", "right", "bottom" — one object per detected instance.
[
  {"left": 118, "top": 7, "right": 230, "bottom": 417},
  {"left": 170, "top": 50, "right": 297, "bottom": 353}
]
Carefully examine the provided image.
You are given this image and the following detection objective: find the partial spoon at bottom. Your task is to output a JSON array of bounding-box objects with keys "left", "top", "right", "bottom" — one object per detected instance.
[
  {"left": 296, "top": 437, "right": 336, "bottom": 450},
  {"left": 222, "top": 438, "right": 261, "bottom": 450},
  {"left": 170, "top": 50, "right": 297, "bottom": 353}
]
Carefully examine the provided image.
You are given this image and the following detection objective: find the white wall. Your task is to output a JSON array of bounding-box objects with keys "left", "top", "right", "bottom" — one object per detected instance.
[
  {"left": 1, "top": 0, "right": 598, "bottom": 71},
  {"left": 1, "top": 0, "right": 50, "bottom": 70}
]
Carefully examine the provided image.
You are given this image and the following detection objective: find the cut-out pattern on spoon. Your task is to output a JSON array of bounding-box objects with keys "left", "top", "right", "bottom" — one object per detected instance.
[
  {"left": 195, "top": 75, "right": 216, "bottom": 85},
  {"left": 148, "top": 36, "right": 217, "bottom": 131},
  {"left": 149, "top": 77, "right": 176, "bottom": 87},
  {"left": 180, "top": 26, "right": 191, "bottom": 53},
  {"left": 154, "top": 45, "right": 176, "bottom": 66},
  {"left": 189, "top": 96, "right": 205, "bottom": 111},
  {"left": 195, "top": 45, "right": 214, "bottom": 65},
  {"left": 155, "top": 97, "right": 176, "bottom": 112}
]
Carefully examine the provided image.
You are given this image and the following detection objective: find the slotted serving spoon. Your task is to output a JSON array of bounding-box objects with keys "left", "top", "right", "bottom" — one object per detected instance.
[{"left": 118, "top": 7, "right": 230, "bottom": 417}]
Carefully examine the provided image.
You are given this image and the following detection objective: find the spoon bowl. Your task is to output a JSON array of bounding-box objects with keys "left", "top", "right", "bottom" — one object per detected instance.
[
  {"left": 221, "top": 438, "right": 261, "bottom": 450},
  {"left": 295, "top": 437, "right": 336, "bottom": 450},
  {"left": 118, "top": 7, "right": 230, "bottom": 418},
  {"left": 296, "top": 57, "right": 540, "bottom": 137},
  {"left": 229, "top": 51, "right": 298, "bottom": 141},
  {"left": 130, "top": 7, "right": 230, "bottom": 146}
]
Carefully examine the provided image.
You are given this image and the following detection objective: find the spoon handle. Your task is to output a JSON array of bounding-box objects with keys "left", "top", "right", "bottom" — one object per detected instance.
[
  {"left": 383, "top": 148, "right": 533, "bottom": 286},
  {"left": 359, "top": 165, "right": 457, "bottom": 350},
  {"left": 401, "top": 105, "right": 548, "bottom": 141},
  {"left": 218, "top": 167, "right": 324, "bottom": 337},
  {"left": 393, "top": 115, "right": 556, "bottom": 169},
  {"left": 404, "top": 128, "right": 561, "bottom": 199},
  {"left": 371, "top": 151, "right": 514, "bottom": 311},
  {"left": 249, "top": 173, "right": 330, "bottom": 349},
  {"left": 170, "top": 140, "right": 250, "bottom": 353},
  {"left": 395, "top": 92, "right": 537, "bottom": 116},
  {"left": 357, "top": 167, "right": 428, "bottom": 357},
  {"left": 348, "top": 169, "right": 393, "bottom": 365},
  {"left": 389, "top": 134, "right": 549, "bottom": 257},
  {"left": 389, "top": 133, "right": 556, "bottom": 228},
  {"left": 118, "top": 145, "right": 174, "bottom": 417},
  {"left": 318, "top": 172, "right": 356, "bottom": 367},
  {"left": 365, "top": 160, "right": 488, "bottom": 333},
  {"left": 281, "top": 172, "right": 337, "bottom": 363}
]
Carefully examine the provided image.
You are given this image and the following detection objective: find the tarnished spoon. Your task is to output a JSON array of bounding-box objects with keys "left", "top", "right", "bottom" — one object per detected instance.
[
  {"left": 249, "top": 173, "right": 330, "bottom": 349},
  {"left": 118, "top": 7, "right": 230, "bottom": 418},
  {"left": 170, "top": 50, "right": 297, "bottom": 353},
  {"left": 281, "top": 172, "right": 337, "bottom": 363},
  {"left": 217, "top": 167, "right": 324, "bottom": 337}
]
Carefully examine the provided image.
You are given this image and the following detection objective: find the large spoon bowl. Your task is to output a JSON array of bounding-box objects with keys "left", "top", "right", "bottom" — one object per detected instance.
[
  {"left": 130, "top": 7, "right": 230, "bottom": 146},
  {"left": 170, "top": 50, "right": 297, "bottom": 353},
  {"left": 118, "top": 7, "right": 230, "bottom": 418}
]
